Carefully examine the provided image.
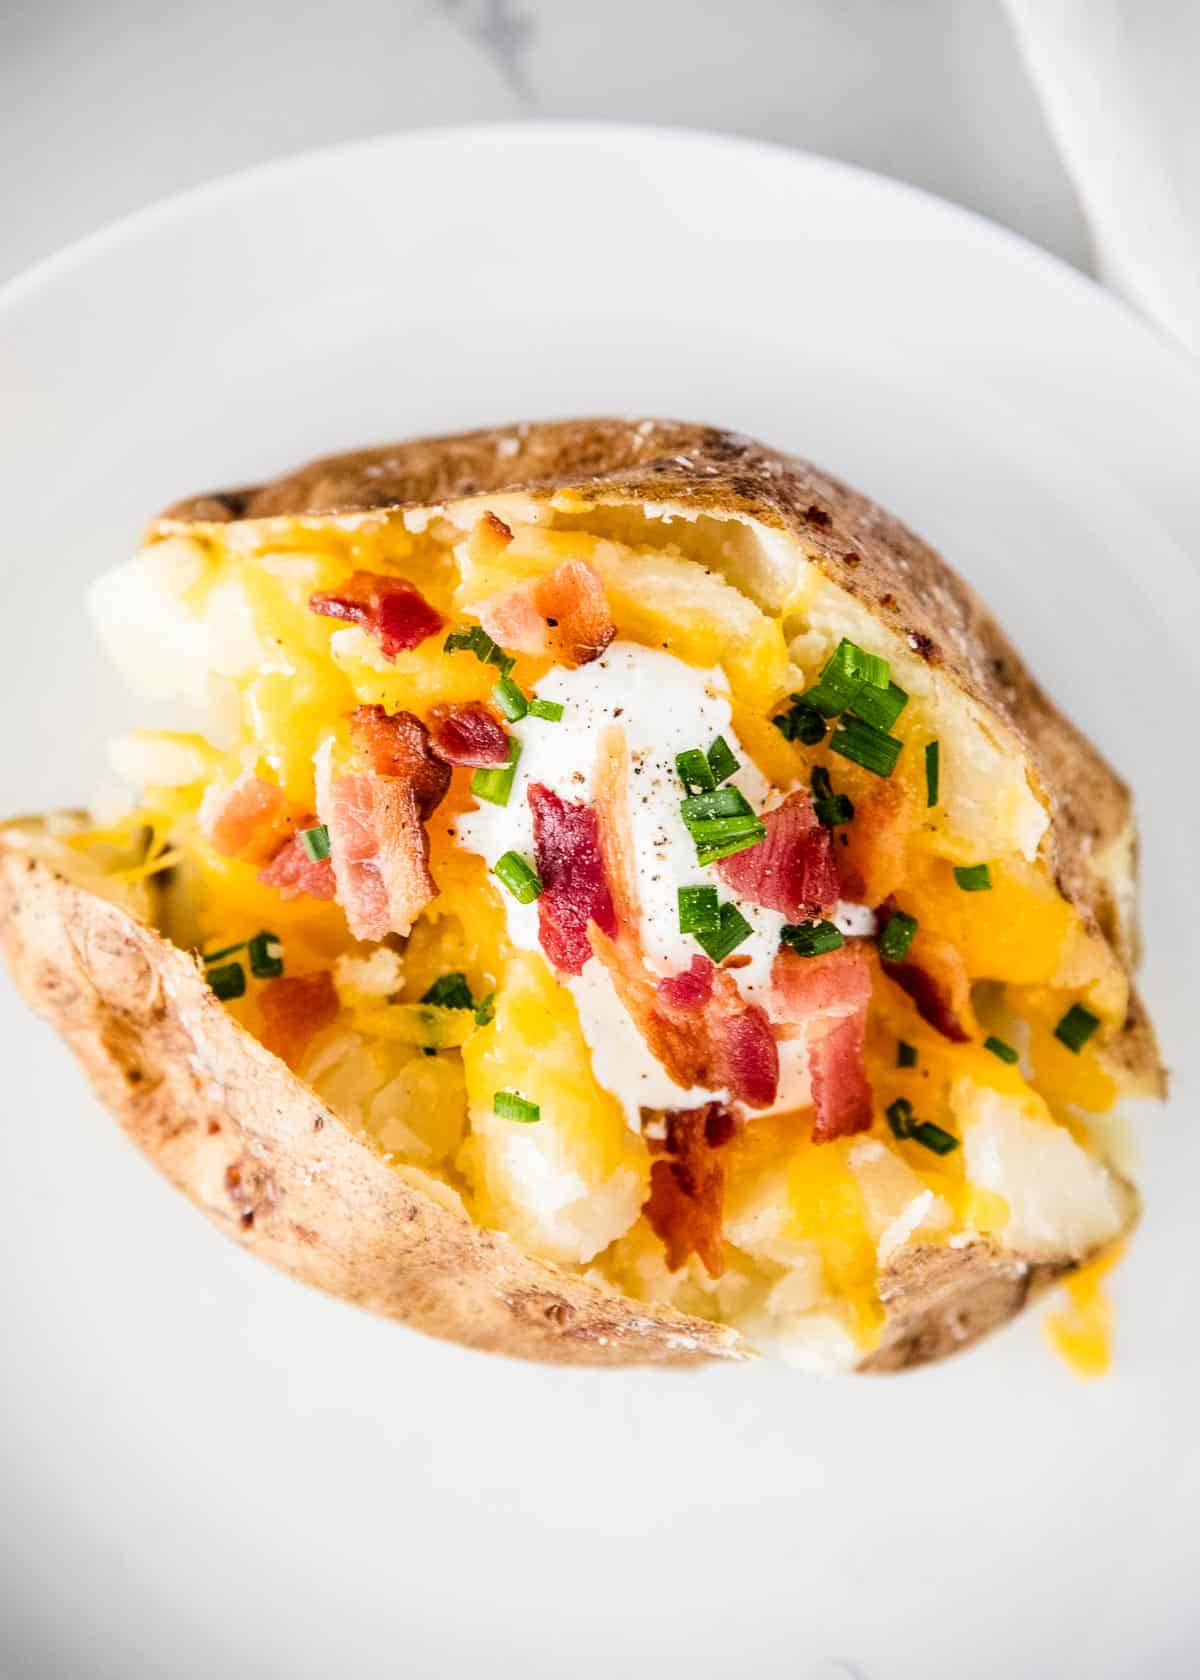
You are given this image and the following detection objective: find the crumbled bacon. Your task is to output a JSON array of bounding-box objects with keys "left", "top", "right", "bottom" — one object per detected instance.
[
  {"left": 771, "top": 944, "right": 874, "bottom": 1141},
  {"left": 309, "top": 570, "right": 443, "bottom": 660},
  {"left": 315, "top": 708, "right": 450, "bottom": 941},
  {"left": 877, "top": 900, "right": 973, "bottom": 1042},
  {"left": 528, "top": 784, "right": 617, "bottom": 976},
  {"left": 257, "top": 830, "right": 337, "bottom": 900},
  {"left": 656, "top": 954, "right": 715, "bottom": 1010},
  {"left": 199, "top": 771, "right": 304, "bottom": 866},
  {"left": 717, "top": 791, "right": 839, "bottom": 919},
  {"left": 426, "top": 701, "right": 510, "bottom": 768},
  {"left": 643, "top": 1102, "right": 736, "bottom": 1277},
  {"left": 258, "top": 970, "right": 339, "bottom": 1067},
  {"left": 476, "top": 559, "right": 616, "bottom": 667}
]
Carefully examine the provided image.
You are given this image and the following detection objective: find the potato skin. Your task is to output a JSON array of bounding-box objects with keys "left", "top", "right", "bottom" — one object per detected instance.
[{"left": 0, "top": 418, "right": 1156, "bottom": 1369}]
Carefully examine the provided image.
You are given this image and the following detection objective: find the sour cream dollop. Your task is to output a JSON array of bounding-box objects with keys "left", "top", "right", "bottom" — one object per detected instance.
[{"left": 456, "top": 642, "right": 871, "bottom": 1128}]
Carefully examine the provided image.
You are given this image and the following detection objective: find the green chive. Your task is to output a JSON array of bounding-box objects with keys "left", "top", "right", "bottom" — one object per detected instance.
[
  {"left": 805, "top": 638, "right": 891, "bottom": 716},
  {"left": 773, "top": 700, "right": 826, "bottom": 746},
  {"left": 815, "top": 793, "right": 855, "bottom": 826},
  {"left": 897, "top": 1040, "right": 917, "bottom": 1069},
  {"left": 474, "top": 992, "right": 495, "bottom": 1027},
  {"left": 247, "top": 930, "right": 284, "bottom": 980},
  {"left": 695, "top": 832, "right": 768, "bottom": 867},
  {"left": 493, "top": 850, "right": 542, "bottom": 904},
  {"left": 830, "top": 715, "right": 903, "bottom": 777},
  {"left": 299, "top": 824, "right": 331, "bottom": 862},
  {"left": 886, "top": 1097, "right": 914, "bottom": 1139},
  {"left": 954, "top": 863, "right": 992, "bottom": 892},
  {"left": 202, "top": 940, "right": 247, "bottom": 965},
  {"left": 850, "top": 679, "right": 908, "bottom": 733},
  {"left": 207, "top": 961, "right": 246, "bottom": 1001},
  {"left": 984, "top": 1035, "right": 1019, "bottom": 1065},
  {"left": 676, "top": 748, "right": 716, "bottom": 794},
  {"left": 1054, "top": 1003, "right": 1100, "bottom": 1053},
  {"left": 492, "top": 674, "right": 528, "bottom": 721},
  {"left": 528, "top": 698, "right": 564, "bottom": 722},
  {"left": 879, "top": 910, "right": 918, "bottom": 962},
  {"left": 925, "top": 740, "right": 940, "bottom": 807},
  {"left": 421, "top": 972, "right": 474, "bottom": 1011},
  {"left": 678, "top": 884, "right": 721, "bottom": 936},
  {"left": 780, "top": 920, "right": 845, "bottom": 958},
  {"left": 909, "top": 1120, "right": 960, "bottom": 1155},
  {"left": 706, "top": 735, "right": 739, "bottom": 785},
  {"left": 444, "top": 624, "right": 514, "bottom": 679},
  {"left": 687, "top": 815, "right": 765, "bottom": 846},
  {"left": 694, "top": 902, "right": 753, "bottom": 963},
  {"left": 680, "top": 787, "right": 754, "bottom": 822},
  {"left": 494, "top": 1090, "right": 540, "bottom": 1123},
  {"left": 471, "top": 738, "right": 522, "bottom": 807}
]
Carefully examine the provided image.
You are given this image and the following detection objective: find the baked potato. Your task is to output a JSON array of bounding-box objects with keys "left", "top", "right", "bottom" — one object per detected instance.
[{"left": 0, "top": 419, "right": 1163, "bottom": 1372}]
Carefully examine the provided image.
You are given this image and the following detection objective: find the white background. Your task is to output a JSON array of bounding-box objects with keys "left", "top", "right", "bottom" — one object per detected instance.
[{"left": 2, "top": 0, "right": 1092, "bottom": 284}]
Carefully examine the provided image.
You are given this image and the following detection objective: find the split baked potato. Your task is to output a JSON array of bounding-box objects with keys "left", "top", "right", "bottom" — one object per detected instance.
[{"left": 0, "top": 419, "right": 1163, "bottom": 1371}]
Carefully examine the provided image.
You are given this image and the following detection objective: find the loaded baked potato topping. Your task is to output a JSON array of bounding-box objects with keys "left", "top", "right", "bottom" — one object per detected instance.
[{"left": 72, "top": 479, "right": 1137, "bottom": 1372}]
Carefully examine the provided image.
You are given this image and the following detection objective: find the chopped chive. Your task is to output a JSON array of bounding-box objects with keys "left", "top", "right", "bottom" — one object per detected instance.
[
  {"left": 493, "top": 850, "right": 542, "bottom": 904},
  {"left": 421, "top": 972, "right": 474, "bottom": 1011},
  {"left": 207, "top": 960, "right": 246, "bottom": 1001},
  {"left": 780, "top": 920, "right": 845, "bottom": 958},
  {"left": 909, "top": 1120, "right": 960, "bottom": 1155},
  {"left": 492, "top": 674, "right": 528, "bottom": 721},
  {"left": 814, "top": 791, "right": 855, "bottom": 827},
  {"left": 528, "top": 697, "right": 564, "bottom": 722},
  {"left": 984, "top": 1035, "right": 1019, "bottom": 1064},
  {"left": 694, "top": 902, "right": 753, "bottom": 963},
  {"left": 695, "top": 833, "right": 767, "bottom": 867},
  {"left": 686, "top": 815, "right": 765, "bottom": 845},
  {"left": 804, "top": 638, "right": 891, "bottom": 717},
  {"left": 830, "top": 714, "right": 903, "bottom": 777},
  {"left": 677, "top": 884, "right": 721, "bottom": 936},
  {"left": 954, "top": 863, "right": 992, "bottom": 892},
  {"left": 202, "top": 940, "right": 247, "bottom": 965},
  {"left": 879, "top": 909, "right": 918, "bottom": 962},
  {"left": 494, "top": 1090, "right": 540, "bottom": 1123},
  {"left": 706, "top": 735, "right": 739, "bottom": 785},
  {"left": 811, "top": 766, "right": 834, "bottom": 801},
  {"left": 1054, "top": 1003, "right": 1100, "bottom": 1053},
  {"left": 474, "top": 992, "right": 495, "bottom": 1027},
  {"left": 850, "top": 679, "right": 908, "bottom": 732},
  {"left": 680, "top": 787, "right": 754, "bottom": 822},
  {"left": 471, "top": 737, "right": 522, "bottom": 807},
  {"left": 925, "top": 740, "right": 940, "bottom": 807},
  {"left": 247, "top": 930, "right": 284, "bottom": 979},
  {"left": 444, "top": 624, "right": 514, "bottom": 678},
  {"left": 773, "top": 699, "right": 827, "bottom": 746},
  {"left": 299, "top": 823, "right": 331, "bottom": 861},
  {"left": 676, "top": 748, "right": 716, "bottom": 794},
  {"left": 897, "top": 1040, "right": 917, "bottom": 1069},
  {"left": 885, "top": 1097, "right": 914, "bottom": 1139}
]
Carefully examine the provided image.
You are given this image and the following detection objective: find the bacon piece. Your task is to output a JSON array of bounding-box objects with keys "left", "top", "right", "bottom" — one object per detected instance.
[
  {"left": 717, "top": 791, "right": 839, "bottom": 919},
  {"left": 643, "top": 1102, "right": 736, "bottom": 1277},
  {"left": 309, "top": 570, "right": 443, "bottom": 660},
  {"left": 315, "top": 708, "right": 451, "bottom": 941},
  {"left": 426, "top": 702, "right": 510, "bottom": 768},
  {"left": 836, "top": 779, "right": 915, "bottom": 906},
  {"left": 256, "top": 831, "right": 337, "bottom": 901},
  {"left": 476, "top": 559, "right": 616, "bottom": 667},
  {"left": 258, "top": 970, "right": 339, "bottom": 1067},
  {"left": 199, "top": 771, "right": 304, "bottom": 866},
  {"left": 528, "top": 784, "right": 617, "bottom": 976},
  {"left": 771, "top": 943, "right": 874, "bottom": 1141},
  {"left": 592, "top": 930, "right": 779, "bottom": 1110},
  {"left": 877, "top": 901, "right": 973, "bottom": 1042},
  {"left": 657, "top": 954, "right": 715, "bottom": 1010}
]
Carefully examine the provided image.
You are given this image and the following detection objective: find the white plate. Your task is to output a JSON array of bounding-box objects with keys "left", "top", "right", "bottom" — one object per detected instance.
[{"left": 1, "top": 126, "right": 1198, "bottom": 1680}]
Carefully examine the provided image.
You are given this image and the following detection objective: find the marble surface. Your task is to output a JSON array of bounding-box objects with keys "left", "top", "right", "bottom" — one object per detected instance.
[{"left": 2, "top": 0, "right": 1092, "bottom": 285}]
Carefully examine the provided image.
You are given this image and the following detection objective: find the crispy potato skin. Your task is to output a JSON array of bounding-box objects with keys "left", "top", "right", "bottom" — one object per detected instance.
[{"left": 0, "top": 419, "right": 1157, "bottom": 1369}]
